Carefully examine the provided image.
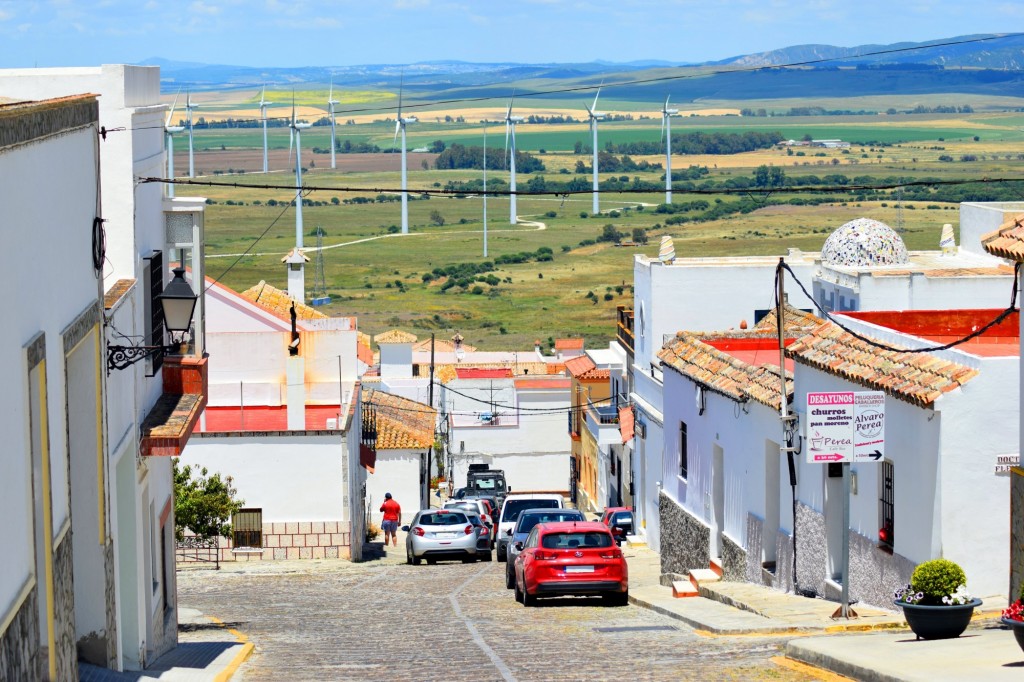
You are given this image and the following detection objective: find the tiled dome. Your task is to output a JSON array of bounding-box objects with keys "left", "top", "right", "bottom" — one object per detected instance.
[{"left": 821, "top": 218, "right": 908, "bottom": 267}]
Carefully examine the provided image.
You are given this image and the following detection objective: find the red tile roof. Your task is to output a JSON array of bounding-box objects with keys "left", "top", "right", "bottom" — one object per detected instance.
[
  {"left": 455, "top": 368, "right": 513, "bottom": 379},
  {"left": 555, "top": 338, "right": 585, "bottom": 350},
  {"left": 981, "top": 214, "right": 1024, "bottom": 261},
  {"left": 362, "top": 389, "right": 435, "bottom": 449},
  {"left": 240, "top": 280, "right": 327, "bottom": 322},
  {"left": 514, "top": 378, "right": 571, "bottom": 389},
  {"left": 786, "top": 322, "right": 980, "bottom": 406},
  {"left": 659, "top": 335, "right": 790, "bottom": 410},
  {"left": 564, "top": 354, "right": 596, "bottom": 378}
]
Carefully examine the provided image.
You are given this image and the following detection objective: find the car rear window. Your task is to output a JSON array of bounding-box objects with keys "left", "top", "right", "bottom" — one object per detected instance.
[
  {"left": 419, "top": 512, "right": 468, "bottom": 525},
  {"left": 611, "top": 512, "right": 633, "bottom": 526},
  {"left": 471, "top": 477, "right": 500, "bottom": 490},
  {"left": 540, "top": 531, "right": 613, "bottom": 549},
  {"left": 516, "top": 511, "right": 584, "bottom": 534},
  {"left": 502, "top": 499, "right": 560, "bottom": 522}
]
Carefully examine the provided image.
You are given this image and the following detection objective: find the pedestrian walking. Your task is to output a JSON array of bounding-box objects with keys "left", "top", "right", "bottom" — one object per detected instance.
[{"left": 380, "top": 492, "right": 401, "bottom": 547}]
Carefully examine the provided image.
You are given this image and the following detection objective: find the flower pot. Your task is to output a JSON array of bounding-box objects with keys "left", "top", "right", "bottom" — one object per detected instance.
[
  {"left": 895, "top": 598, "right": 982, "bottom": 640},
  {"left": 1002, "top": 618, "right": 1024, "bottom": 653}
]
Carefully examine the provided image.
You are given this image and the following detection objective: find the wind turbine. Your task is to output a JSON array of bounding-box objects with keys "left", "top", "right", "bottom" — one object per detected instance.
[
  {"left": 504, "top": 93, "right": 524, "bottom": 225},
  {"left": 259, "top": 85, "right": 272, "bottom": 174},
  {"left": 585, "top": 85, "right": 606, "bottom": 215},
  {"left": 393, "top": 76, "right": 417, "bottom": 235},
  {"left": 287, "top": 94, "right": 312, "bottom": 301},
  {"left": 164, "top": 90, "right": 184, "bottom": 198},
  {"left": 185, "top": 89, "right": 197, "bottom": 178},
  {"left": 661, "top": 95, "right": 679, "bottom": 204},
  {"left": 327, "top": 79, "right": 339, "bottom": 169}
]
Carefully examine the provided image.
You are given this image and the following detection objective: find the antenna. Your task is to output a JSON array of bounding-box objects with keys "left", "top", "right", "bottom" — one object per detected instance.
[
  {"left": 661, "top": 95, "right": 679, "bottom": 204},
  {"left": 586, "top": 83, "right": 605, "bottom": 215},
  {"left": 504, "top": 91, "right": 524, "bottom": 225},
  {"left": 259, "top": 85, "right": 272, "bottom": 174},
  {"left": 311, "top": 226, "right": 331, "bottom": 306},
  {"left": 328, "top": 78, "right": 340, "bottom": 170},
  {"left": 185, "top": 89, "right": 197, "bottom": 178},
  {"left": 895, "top": 181, "right": 905, "bottom": 233},
  {"left": 164, "top": 89, "right": 184, "bottom": 198}
]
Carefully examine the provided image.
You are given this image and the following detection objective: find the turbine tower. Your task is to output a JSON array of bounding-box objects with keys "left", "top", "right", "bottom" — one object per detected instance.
[
  {"left": 259, "top": 85, "right": 272, "bottom": 174},
  {"left": 585, "top": 86, "right": 606, "bottom": 215},
  {"left": 393, "top": 77, "right": 418, "bottom": 235},
  {"left": 504, "top": 94, "right": 524, "bottom": 225},
  {"left": 483, "top": 126, "right": 488, "bottom": 257},
  {"left": 287, "top": 95, "right": 313, "bottom": 302},
  {"left": 164, "top": 90, "right": 184, "bottom": 198},
  {"left": 661, "top": 96, "right": 679, "bottom": 204},
  {"left": 327, "top": 79, "right": 340, "bottom": 169},
  {"left": 185, "top": 89, "right": 197, "bottom": 178}
]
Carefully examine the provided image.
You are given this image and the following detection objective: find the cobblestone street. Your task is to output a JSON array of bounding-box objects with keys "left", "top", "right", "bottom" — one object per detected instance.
[{"left": 177, "top": 553, "right": 825, "bottom": 681}]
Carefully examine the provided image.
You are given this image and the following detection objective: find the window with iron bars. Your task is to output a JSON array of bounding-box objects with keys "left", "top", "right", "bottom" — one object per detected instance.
[
  {"left": 232, "top": 508, "right": 263, "bottom": 549},
  {"left": 879, "top": 461, "right": 894, "bottom": 551}
]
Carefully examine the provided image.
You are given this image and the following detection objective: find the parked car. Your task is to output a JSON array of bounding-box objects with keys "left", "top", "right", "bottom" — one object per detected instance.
[
  {"left": 513, "top": 521, "right": 628, "bottom": 606},
  {"left": 402, "top": 509, "right": 480, "bottom": 565},
  {"left": 505, "top": 508, "right": 586, "bottom": 588},
  {"left": 496, "top": 493, "right": 564, "bottom": 562},
  {"left": 599, "top": 507, "right": 635, "bottom": 544},
  {"left": 444, "top": 499, "right": 495, "bottom": 545},
  {"left": 464, "top": 512, "right": 493, "bottom": 562}
]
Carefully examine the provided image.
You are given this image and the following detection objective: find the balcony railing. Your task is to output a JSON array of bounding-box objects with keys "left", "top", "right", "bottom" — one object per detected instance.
[{"left": 616, "top": 306, "right": 634, "bottom": 354}]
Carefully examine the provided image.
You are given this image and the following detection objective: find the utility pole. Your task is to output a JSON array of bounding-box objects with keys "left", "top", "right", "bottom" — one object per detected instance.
[
  {"left": 776, "top": 258, "right": 800, "bottom": 595},
  {"left": 428, "top": 333, "right": 435, "bottom": 408},
  {"left": 483, "top": 126, "right": 488, "bottom": 257}
]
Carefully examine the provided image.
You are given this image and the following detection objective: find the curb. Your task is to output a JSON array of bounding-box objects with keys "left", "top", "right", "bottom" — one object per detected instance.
[
  {"left": 785, "top": 642, "right": 904, "bottom": 682},
  {"left": 208, "top": 615, "right": 255, "bottom": 682},
  {"left": 628, "top": 592, "right": 814, "bottom": 636}
]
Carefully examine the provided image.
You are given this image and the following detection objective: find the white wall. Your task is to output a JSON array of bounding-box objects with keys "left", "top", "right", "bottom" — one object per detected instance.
[
  {"left": 380, "top": 344, "right": 413, "bottom": 379},
  {"left": 366, "top": 450, "right": 424, "bottom": 523},
  {"left": 179, "top": 435, "right": 350, "bottom": 522},
  {"left": 449, "top": 452, "right": 568, "bottom": 495},
  {"left": 960, "top": 202, "right": 1024, "bottom": 256}
]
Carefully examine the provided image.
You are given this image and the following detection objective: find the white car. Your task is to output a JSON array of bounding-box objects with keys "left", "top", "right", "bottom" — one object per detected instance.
[
  {"left": 495, "top": 493, "right": 564, "bottom": 562},
  {"left": 444, "top": 499, "right": 495, "bottom": 547}
]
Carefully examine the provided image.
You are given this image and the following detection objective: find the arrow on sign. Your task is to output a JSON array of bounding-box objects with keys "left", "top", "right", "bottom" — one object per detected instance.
[
  {"left": 813, "top": 454, "right": 845, "bottom": 462},
  {"left": 866, "top": 450, "right": 883, "bottom": 461}
]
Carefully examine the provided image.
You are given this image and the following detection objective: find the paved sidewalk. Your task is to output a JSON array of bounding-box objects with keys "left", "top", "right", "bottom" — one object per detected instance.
[{"left": 78, "top": 607, "right": 252, "bottom": 681}]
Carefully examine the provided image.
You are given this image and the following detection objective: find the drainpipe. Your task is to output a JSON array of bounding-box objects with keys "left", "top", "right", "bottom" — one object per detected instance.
[{"left": 776, "top": 258, "right": 801, "bottom": 594}]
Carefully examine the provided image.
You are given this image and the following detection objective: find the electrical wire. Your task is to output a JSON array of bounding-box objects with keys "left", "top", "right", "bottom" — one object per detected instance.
[
  {"left": 109, "top": 33, "right": 1022, "bottom": 134},
  {"left": 778, "top": 260, "right": 1021, "bottom": 354},
  {"left": 138, "top": 174, "right": 1024, "bottom": 199},
  {"left": 203, "top": 194, "right": 300, "bottom": 292}
]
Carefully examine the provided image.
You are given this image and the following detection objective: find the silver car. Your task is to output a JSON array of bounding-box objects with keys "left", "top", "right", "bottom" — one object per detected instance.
[
  {"left": 403, "top": 509, "right": 480, "bottom": 565},
  {"left": 504, "top": 508, "right": 585, "bottom": 588}
]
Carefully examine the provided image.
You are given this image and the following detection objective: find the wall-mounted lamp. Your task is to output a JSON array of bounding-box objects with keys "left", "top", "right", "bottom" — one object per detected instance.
[{"left": 107, "top": 267, "right": 197, "bottom": 371}]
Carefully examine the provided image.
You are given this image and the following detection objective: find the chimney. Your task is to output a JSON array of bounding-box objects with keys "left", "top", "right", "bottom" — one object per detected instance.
[
  {"left": 283, "top": 248, "right": 309, "bottom": 303},
  {"left": 286, "top": 354, "right": 306, "bottom": 430}
]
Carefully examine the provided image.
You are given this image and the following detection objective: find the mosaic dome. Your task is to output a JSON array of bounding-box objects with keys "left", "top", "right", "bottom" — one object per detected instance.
[{"left": 821, "top": 218, "right": 909, "bottom": 267}]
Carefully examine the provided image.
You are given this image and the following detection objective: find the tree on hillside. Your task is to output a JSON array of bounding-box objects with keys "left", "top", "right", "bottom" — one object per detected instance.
[{"left": 173, "top": 458, "right": 244, "bottom": 543}]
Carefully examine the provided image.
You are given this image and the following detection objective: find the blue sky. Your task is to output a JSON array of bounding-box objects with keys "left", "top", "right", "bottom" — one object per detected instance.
[{"left": 0, "top": 0, "right": 1018, "bottom": 68}]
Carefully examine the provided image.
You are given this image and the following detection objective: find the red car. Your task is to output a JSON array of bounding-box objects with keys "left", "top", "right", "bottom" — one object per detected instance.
[
  {"left": 599, "top": 507, "right": 635, "bottom": 544},
  {"left": 513, "top": 521, "right": 628, "bottom": 606}
]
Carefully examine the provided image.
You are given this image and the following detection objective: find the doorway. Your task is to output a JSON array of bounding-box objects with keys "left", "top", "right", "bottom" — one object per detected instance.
[{"left": 763, "top": 440, "right": 780, "bottom": 570}]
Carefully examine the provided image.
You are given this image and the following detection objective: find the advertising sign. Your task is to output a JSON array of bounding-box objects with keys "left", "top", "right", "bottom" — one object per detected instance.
[
  {"left": 806, "top": 392, "right": 855, "bottom": 463},
  {"left": 853, "top": 391, "right": 885, "bottom": 463}
]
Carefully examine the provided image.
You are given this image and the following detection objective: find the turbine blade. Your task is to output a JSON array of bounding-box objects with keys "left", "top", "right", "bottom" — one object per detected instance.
[
  {"left": 393, "top": 121, "right": 401, "bottom": 151},
  {"left": 504, "top": 121, "right": 510, "bottom": 168},
  {"left": 260, "top": 84, "right": 266, "bottom": 107},
  {"left": 166, "top": 88, "right": 181, "bottom": 127},
  {"left": 592, "top": 83, "right": 601, "bottom": 112},
  {"left": 664, "top": 94, "right": 670, "bottom": 112},
  {"left": 397, "top": 71, "right": 403, "bottom": 119},
  {"left": 329, "top": 78, "right": 333, "bottom": 102},
  {"left": 661, "top": 115, "right": 666, "bottom": 142}
]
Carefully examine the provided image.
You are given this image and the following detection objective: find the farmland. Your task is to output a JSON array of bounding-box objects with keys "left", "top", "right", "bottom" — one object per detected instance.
[{"left": 173, "top": 91, "right": 1024, "bottom": 349}]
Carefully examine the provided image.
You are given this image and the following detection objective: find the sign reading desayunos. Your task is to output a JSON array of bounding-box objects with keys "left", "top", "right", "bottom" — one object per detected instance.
[{"left": 806, "top": 391, "right": 885, "bottom": 464}]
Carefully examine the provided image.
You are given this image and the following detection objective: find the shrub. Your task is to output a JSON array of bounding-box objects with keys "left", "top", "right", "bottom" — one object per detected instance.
[
  {"left": 603, "top": 293, "right": 614, "bottom": 301},
  {"left": 471, "top": 286, "right": 484, "bottom": 295},
  {"left": 911, "top": 559, "right": 967, "bottom": 604},
  {"left": 561, "top": 245, "right": 571, "bottom": 252},
  {"left": 579, "top": 211, "right": 589, "bottom": 219},
  {"left": 366, "top": 521, "right": 381, "bottom": 542},
  {"left": 545, "top": 211, "right": 557, "bottom": 218}
]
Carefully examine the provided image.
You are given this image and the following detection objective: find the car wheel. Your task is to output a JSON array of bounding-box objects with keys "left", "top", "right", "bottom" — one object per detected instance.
[
  {"left": 514, "top": 578, "right": 524, "bottom": 604},
  {"left": 406, "top": 547, "right": 413, "bottom": 565},
  {"left": 426, "top": 557, "right": 436, "bottom": 565},
  {"left": 462, "top": 557, "right": 474, "bottom": 564},
  {"left": 523, "top": 587, "right": 537, "bottom": 607},
  {"left": 603, "top": 590, "right": 629, "bottom": 607},
  {"left": 505, "top": 565, "right": 515, "bottom": 589},
  {"left": 497, "top": 547, "right": 506, "bottom": 563}
]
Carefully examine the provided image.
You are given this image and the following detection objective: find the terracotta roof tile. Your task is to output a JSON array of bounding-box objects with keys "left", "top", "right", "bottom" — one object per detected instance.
[
  {"left": 362, "top": 389, "right": 435, "bottom": 450},
  {"left": 658, "top": 335, "right": 790, "bottom": 410},
  {"left": 555, "top": 338, "right": 585, "bottom": 350},
  {"left": 104, "top": 279, "right": 135, "bottom": 310},
  {"left": 455, "top": 368, "right": 513, "bottom": 379},
  {"left": 753, "top": 303, "right": 825, "bottom": 334},
  {"left": 514, "top": 378, "right": 571, "bottom": 389},
  {"left": 413, "top": 338, "right": 477, "bottom": 353},
  {"left": 564, "top": 355, "right": 596, "bottom": 378},
  {"left": 432, "top": 361, "right": 552, "bottom": 383},
  {"left": 374, "top": 329, "right": 418, "bottom": 345},
  {"left": 786, "top": 322, "right": 980, "bottom": 406},
  {"left": 981, "top": 214, "right": 1024, "bottom": 261},
  {"left": 240, "top": 280, "right": 328, "bottom": 321}
]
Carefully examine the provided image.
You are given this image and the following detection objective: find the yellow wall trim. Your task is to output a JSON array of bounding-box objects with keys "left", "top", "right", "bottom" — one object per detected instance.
[{"left": 0, "top": 575, "right": 36, "bottom": 639}]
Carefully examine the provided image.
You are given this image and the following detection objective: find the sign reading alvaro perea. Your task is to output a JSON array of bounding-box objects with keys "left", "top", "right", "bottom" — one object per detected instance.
[{"left": 806, "top": 390, "right": 886, "bottom": 464}]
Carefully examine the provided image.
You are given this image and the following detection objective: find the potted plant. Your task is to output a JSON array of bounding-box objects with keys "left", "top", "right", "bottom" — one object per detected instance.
[
  {"left": 1001, "top": 583, "right": 1024, "bottom": 653},
  {"left": 894, "top": 558, "right": 982, "bottom": 640}
]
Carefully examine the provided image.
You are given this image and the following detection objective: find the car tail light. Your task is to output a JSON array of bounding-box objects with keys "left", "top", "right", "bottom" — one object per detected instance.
[
  {"left": 465, "top": 525, "right": 473, "bottom": 535},
  {"left": 600, "top": 548, "right": 623, "bottom": 560},
  {"left": 534, "top": 550, "right": 558, "bottom": 560},
  {"left": 413, "top": 527, "right": 425, "bottom": 537}
]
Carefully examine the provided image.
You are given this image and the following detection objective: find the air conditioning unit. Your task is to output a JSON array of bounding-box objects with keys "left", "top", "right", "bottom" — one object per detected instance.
[{"left": 326, "top": 418, "right": 337, "bottom": 430}]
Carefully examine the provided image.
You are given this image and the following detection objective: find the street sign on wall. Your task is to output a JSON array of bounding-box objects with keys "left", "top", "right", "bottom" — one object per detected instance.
[{"left": 806, "top": 391, "right": 885, "bottom": 464}]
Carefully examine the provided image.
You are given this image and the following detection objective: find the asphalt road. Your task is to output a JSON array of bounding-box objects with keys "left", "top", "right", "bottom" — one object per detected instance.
[{"left": 176, "top": 552, "right": 823, "bottom": 681}]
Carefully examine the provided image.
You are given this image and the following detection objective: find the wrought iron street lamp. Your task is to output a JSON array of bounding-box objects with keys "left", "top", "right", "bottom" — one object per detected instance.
[{"left": 107, "top": 266, "right": 197, "bottom": 371}]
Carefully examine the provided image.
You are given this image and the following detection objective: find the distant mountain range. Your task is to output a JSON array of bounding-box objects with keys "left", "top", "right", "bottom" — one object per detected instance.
[{"left": 145, "top": 33, "right": 1024, "bottom": 103}]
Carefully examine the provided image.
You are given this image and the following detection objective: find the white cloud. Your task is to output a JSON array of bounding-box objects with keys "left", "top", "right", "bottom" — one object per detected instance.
[
  {"left": 0, "top": 9, "right": 11, "bottom": 21},
  {"left": 189, "top": 1, "right": 221, "bottom": 16},
  {"left": 395, "top": 0, "right": 429, "bottom": 8}
]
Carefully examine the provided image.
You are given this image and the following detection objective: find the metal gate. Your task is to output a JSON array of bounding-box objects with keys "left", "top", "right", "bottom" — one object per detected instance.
[{"left": 569, "top": 456, "right": 578, "bottom": 506}]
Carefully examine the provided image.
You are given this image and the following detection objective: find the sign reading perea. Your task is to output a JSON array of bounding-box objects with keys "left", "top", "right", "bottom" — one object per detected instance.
[{"left": 806, "top": 391, "right": 885, "bottom": 464}]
